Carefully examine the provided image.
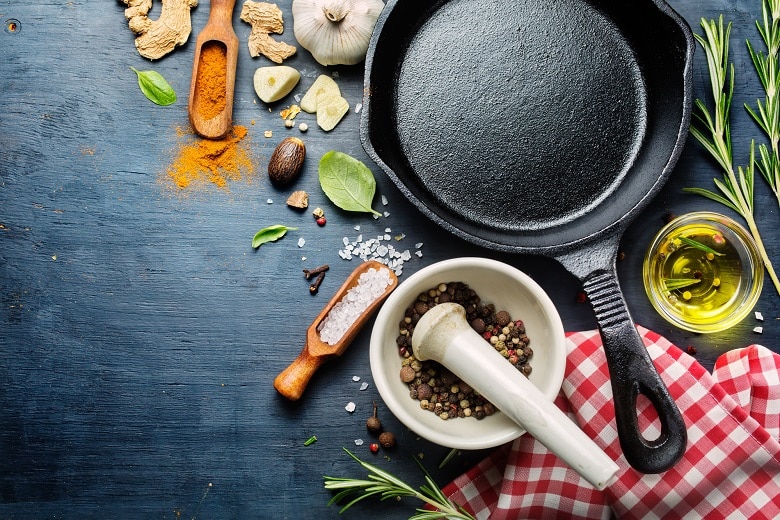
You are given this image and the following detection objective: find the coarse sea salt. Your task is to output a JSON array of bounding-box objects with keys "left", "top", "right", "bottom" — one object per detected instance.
[
  {"left": 317, "top": 267, "right": 394, "bottom": 345},
  {"left": 337, "top": 232, "right": 423, "bottom": 276}
]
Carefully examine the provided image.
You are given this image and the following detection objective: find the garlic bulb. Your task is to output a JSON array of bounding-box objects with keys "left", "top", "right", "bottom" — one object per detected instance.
[{"left": 292, "top": 0, "right": 385, "bottom": 66}]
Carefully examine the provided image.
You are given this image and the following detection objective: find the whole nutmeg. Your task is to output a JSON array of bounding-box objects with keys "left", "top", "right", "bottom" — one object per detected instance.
[
  {"left": 378, "top": 431, "right": 396, "bottom": 449},
  {"left": 268, "top": 137, "right": 305, "bottom": 186}
]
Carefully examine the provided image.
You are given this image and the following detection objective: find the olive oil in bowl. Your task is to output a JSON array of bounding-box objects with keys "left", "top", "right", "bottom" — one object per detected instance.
[{"left": 643, "top": 212, "right": 763, "bottom": 333}]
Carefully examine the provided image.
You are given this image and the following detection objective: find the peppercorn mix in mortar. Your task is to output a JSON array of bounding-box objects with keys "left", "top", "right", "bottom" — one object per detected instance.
[{"left": 396, "top": 282, "right": 533, "bottom": 420}]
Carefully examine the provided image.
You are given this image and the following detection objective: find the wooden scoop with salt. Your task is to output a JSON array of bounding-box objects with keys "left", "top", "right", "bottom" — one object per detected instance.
[{"left": 274, "top": 261, "right": 398, "bottom": 401}]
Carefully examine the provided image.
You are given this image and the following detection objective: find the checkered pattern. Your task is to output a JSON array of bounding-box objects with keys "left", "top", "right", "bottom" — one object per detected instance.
[{"left": 442, "top": 326, "right": 780, "bottom": 519}]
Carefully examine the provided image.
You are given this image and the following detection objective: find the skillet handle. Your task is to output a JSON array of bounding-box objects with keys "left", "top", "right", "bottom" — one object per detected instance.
[{"left": 582, "top": 270, "right": 687, "bottom": 474}]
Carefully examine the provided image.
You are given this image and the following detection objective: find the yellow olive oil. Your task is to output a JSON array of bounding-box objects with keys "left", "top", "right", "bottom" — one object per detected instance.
[{"left": 648, "top": 223, "right": 744, "bottom": 327}]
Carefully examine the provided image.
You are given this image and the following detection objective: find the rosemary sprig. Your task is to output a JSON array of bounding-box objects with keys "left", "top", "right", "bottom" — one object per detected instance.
[
  {"left": 686, "top": 15, "right": 780, "bottom": 295},
  {"left": 323, "top": 448, "right": 476, "bottom": 520},
  {"left": 745, "top": 0, "right": 780, "bottom": 205}
]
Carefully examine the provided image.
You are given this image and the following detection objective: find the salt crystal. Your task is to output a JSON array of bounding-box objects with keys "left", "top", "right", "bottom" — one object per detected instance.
[
  {"left": 382, "top": 195, "right": 388, "bottom": 205},
  {"left": 754, "top": 326, "right": 764, "bottom": 334},
  {"left": 345, "top": 402, "right": 356, "bottom": 413},
  {"left": 360, "top": 382, "right": 369, "bottom": 391},
  {"left": 298, "top": 237, "right": 305, "bottom": 248},
  {"left": 385, "top": 227, "right": 392, "bottom": 233},
  {"left": 266, "top": 198, "right": 273, "bottom": 204},
  {"left": 755, "top": 311, "right": 764, "bottom": 321},
  {"left": 383, "top": 211, "right": 390, "bottom": 217},
  {"left": 343, "top": 236, "right": 349, "bottom": 246},
  {"left": 355, "top": 102, "right": 363, "bottom": 113},
  {"left": 354, "top": 439, "right": 363, "bottom": 446},
  {"left": 354, "top": 225, "right": 361, "bottom": 231},
  {"left": 401, "top": 250, "right": 411, "bottom": 261},
  {"left": 384, "top": 234, "right": 391, "bottom": 241},
  {"left": 415, "top": 251, "right": 423, "bottom": 257},
  {"left": 373, "top": 213, "right": 380, "bottom": 220},
  {"left": 416, "top": 242, "right": 424, "bottom": 249},
  {"left": 352, "top": 375, "right": 361, "bottom": 382},
  {"left": 317, "top": 267, "right": 394, "bottom": 345}
]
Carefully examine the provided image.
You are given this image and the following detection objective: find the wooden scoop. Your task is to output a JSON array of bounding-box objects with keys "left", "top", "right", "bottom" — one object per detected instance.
[
  {"left": 274, "top": 261, "right": 398, "bottom": 401},
  {"left": 187, "top": 0, "right": 238, "bottom": 140}
]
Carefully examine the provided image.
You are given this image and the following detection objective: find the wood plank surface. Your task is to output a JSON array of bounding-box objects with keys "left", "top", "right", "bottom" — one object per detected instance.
[{"left": 1, "top": 0, "right": 778, "bottom": 518}]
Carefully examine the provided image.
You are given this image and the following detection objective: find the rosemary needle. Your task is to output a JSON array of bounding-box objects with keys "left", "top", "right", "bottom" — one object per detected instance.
[
  {"left": 663, "top": 278, "right": 703, "bottom": 291},
  {"left": 677, "top": 236, "right": 724, "bottom": 256}
]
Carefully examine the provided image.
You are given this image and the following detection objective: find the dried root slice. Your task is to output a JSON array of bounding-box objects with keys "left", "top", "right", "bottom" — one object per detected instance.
[
  {"left": 287, "top": 190, "right": 309, "bottom": 209},
  {"left": 315, "top": 93, "right": 349, "bottom": 132},
  {"left": 240, "top": 0, "right": 297, "bottom": 63},
  {"left": 121, "top": 0, "right": 198, "bottom": 60},
  {"left": 299, "top": 75, "right": 340, "bottom": 113}
]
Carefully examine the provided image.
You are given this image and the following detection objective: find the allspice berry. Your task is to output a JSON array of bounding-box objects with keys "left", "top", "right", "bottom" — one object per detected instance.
[
  {"left": 399, "top": 365, "right": 416, "bottom": 383},
  {"left": 378, "top": 431, "right": 396, "bottom": 449},
  {"left": 366, "top": 402, "right": 382, "bottom": 434}
]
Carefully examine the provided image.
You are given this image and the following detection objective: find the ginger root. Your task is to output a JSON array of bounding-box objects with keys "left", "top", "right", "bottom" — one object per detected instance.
[
  {"left": 121, "top": 0, "right": 198, "bottom": 60},
  {"left": 240, "top": 1, "right": 297, "bottom": 63}
]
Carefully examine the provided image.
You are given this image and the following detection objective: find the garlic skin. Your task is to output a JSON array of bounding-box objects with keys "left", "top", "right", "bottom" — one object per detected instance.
[{"left": 292, "top": 0, "right": 385, "bottom": 66}]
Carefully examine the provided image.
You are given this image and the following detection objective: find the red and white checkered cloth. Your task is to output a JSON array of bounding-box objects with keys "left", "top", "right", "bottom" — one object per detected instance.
[{"left": 442, "top": 326, "right": 780, "bottom": 519}]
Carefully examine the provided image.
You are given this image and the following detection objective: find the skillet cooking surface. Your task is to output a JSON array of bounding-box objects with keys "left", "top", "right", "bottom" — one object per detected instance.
[{"left": 396, "top": 0, "right": 645, "bottom": 231}]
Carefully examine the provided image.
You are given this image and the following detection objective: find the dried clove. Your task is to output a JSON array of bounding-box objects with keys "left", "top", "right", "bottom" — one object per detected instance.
[
  {"left": 303, "top": 264, "right": 329, "bottom": 279},
  {"left": 310, "top": 271, "right": 326, "bottom": 294}
]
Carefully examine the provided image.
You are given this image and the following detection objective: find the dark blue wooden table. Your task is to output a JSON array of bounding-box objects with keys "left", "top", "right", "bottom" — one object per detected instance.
[{"left": 1, "top": 0, "right": 778, "bottom": 518}]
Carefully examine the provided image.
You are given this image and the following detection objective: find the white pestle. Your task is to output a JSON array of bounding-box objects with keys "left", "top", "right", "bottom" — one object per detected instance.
[{"left": 412, "top": 302, "right": 619, "bottom": 490}]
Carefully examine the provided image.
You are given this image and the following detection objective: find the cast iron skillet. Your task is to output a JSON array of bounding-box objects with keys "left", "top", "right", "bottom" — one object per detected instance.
[{"left": 361, "top": 0, "right": 694, "bottom": 473}]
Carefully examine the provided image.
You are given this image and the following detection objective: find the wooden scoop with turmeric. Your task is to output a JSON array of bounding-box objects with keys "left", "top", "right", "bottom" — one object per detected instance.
[
  {"left": 188, "top": 0, "right": 238, "bottom": 139},
  {"left": 274, "top": 261, "right": 398, "bottom": 401}
]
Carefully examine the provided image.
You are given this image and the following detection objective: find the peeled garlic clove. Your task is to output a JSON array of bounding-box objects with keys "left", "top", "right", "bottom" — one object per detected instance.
[
  {"left": 316, "top": 93, "right": 349, "bottom": 131},
  {"left": 253, "top": 66, "right": 301, "bottom": 103},
  {"left": 300, "top": 74, "right": 340, "bottom": 113}
]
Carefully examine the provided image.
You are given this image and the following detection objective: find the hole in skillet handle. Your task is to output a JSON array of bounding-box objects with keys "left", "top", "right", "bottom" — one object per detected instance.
[{"left": 583, "top": 271, "right": 687, "bottom": 474}]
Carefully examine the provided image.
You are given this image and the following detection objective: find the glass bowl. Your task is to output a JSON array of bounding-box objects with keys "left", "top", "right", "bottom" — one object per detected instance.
[{"left": 642, "top": 211, "right": 763, "bottom": 333}]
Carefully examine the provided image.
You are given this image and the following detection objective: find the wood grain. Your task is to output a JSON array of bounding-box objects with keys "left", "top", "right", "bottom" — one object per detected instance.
[{"left": 0, "top": 1, "right": 777, "bottom": 518}]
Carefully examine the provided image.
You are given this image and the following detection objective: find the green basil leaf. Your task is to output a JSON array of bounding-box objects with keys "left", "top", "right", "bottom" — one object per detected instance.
[
  {"left": 130, "top": 67, "right": 177, "bottom": 106},
  {"left": 318, "top": 151, "right": 381, "bottom": 216},
  {"left": 252, "top": 225, "right": 297, "bottom": 249}
]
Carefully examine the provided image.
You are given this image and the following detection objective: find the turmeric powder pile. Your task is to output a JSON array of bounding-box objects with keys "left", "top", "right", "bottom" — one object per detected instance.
[{"left": 165, "top": 125, "right": 256, "bottom": 190}]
